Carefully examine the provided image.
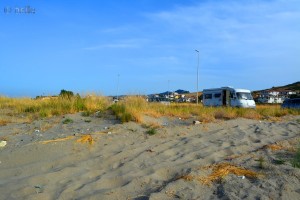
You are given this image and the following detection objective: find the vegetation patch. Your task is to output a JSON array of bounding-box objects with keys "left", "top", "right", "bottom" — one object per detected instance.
[
  {"left": 81, "top": 111, "right": 91, "bottom": 117},
  {"left": 198, "top": 163, "right": 261, "bottom": 185},
  {"left": 256, "top": 156, "right": 265, "bottom": 169},
  {"left": 142, "top": 122, "right": 162, "bottom": 129},
  {"left": 0, "top": 93, "right": 109, "bottom": 122},
  {"left": 180, "top": 163, "right": 261, "bottom": 186},
  {"left": 264, "top": 144, "right": 285, "bottom": 151},
  {"left": 76, "top": 134, "right": 94, "bottom": 145},
  {"left": 146, "top": 128, "right": 157, "bottom": 135},
  {"left": 273, "top": 158, "right": 285, "bottom": 165},
  {"left": 1, "top": 95, "right": 299, "bottom": 124},
  {"left": 291, "top": 143, "right": 300, "bottom": 168},
  {"left": 109, "top": 97, "right": 300, "bottom": 124},
  {"left": 62, "top": 118, "right": 73, "bottom": 124},
  {"left": 110, "top": 104, "right": 133, "bottom": 123},
  {"left": 0, "top": 119, "right": 10, "bottom": 126}
]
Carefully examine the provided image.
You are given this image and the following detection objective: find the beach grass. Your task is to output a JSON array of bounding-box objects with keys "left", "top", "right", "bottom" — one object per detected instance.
[
  {"left": 112, "top": 96, "right": 300, "bottom": 123},
  {"left": 1, "top": 95, "right": 299, "bottom": 124},
  {"left": 0, "top": 95, "right": 109, "bottom": 122}
]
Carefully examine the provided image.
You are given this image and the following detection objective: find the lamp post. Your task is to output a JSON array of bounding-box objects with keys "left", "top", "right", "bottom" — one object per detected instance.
[
  {"left": 195, "top": 50, "right": 199, "bottom": 104},
  {"left": 116, "top": 74, "right": 120, "bottom": 101},
  {"left": 168, "top": 80, "right": 170, "bottom": 99}
]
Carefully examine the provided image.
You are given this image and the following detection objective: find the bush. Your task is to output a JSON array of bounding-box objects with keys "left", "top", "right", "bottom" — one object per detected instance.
[
  {"left": 110, "top": 104, "right": 132, "bottom": 123},
  {"left": 120, "top": 112, "right": 132, "bottom": 123},
  {"left": 146, "top": 128, "right": 157, "bottom": 135},
  {"left": 59, "top": 89, "right": 74, "bottom": 99},
  {"left": 62, "top": 118, "right": 73, "bottom": 124},
  {"left": 291, "top": 143, "right": 300, "bottom": 168},
  {"left": 81, "top": 111, "right": 91, "bottom": 117},
  {"left": 75, "top": 94, "right": 86, "bottom": 111},
  {"left": 24, "top": 106, "right": 38, "bottom": 113}
]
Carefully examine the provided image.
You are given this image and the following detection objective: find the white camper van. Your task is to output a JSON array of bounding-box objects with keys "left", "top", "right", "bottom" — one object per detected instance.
[{"left": 202, "top": 87, "right": 256, "bottom": 108}]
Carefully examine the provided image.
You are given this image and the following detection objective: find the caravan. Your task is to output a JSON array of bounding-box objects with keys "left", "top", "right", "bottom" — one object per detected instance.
[{"left": 202, "top": 87, "right": 256, "bottom": 108}]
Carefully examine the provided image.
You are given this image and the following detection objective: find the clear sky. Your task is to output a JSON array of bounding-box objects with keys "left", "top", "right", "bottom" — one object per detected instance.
[{"left": 1, "top": 0, "right": 299, "bottom": 97}]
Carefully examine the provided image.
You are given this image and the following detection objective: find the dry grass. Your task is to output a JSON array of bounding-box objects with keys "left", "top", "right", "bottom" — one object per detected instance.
[
  {"left": 264, "top": 141, "right": 296, "bottom": 152},
  {"left": 264, "top": 144, "right": 285, "bottom": 151},
  {"left": 0, "top": 95, "right": 110, "bottom": 124},
  {"left": 40, "top": 136, "right": 75, "bottom": 144},
  {"left": 179, "top": 163, "right": 260, "bottom": 186},
  {"left": 142, "top": 122, "right": 162, "bottom": 129},
  {"left": 76, "top": 135, "right": 94, "bottom": 145},
  {"left": 1, "top": 96, "right": 299, "bottom": 125},
  {"left": 179, "top": 174, "right": 195, "bottom": 181},
  {"left": 39, "top": 135, "right": 95, "bottom": 145},
  {"left": 0, "top": 119, "right": 10, "bottom": 126},
  {"left": 113, "top": 97, "right": 300, "bottom": 123},
  {"left": 0, "top": 136, "right": 9, "bottom": 141},
  {"left": 199, "top": 163, "right": 260, "bottom": 185}
]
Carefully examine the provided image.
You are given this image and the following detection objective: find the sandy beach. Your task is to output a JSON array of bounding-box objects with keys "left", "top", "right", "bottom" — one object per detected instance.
[{"left": 1, "top": 113, "right": 300, "bottom": 200}]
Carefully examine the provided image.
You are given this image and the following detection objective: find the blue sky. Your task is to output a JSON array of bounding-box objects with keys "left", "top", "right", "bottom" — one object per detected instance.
[{"left": 1, "top": 0, "right": 299, "bottom": 97}]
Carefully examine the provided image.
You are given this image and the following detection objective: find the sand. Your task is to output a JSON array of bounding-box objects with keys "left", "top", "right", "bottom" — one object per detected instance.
[{"left": 0, "top": 113, "right": 300, "bottom": 200}]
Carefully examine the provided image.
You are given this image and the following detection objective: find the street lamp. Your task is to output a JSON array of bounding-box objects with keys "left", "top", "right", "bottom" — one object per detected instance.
[
  {"left": 168, "top": 80, "right": 170, "bottom": 99},
  {"left": 195, "top": 50, "right": 199, "bottom": 104},
  {"left": 116, "top": 74, "right": 120, "bottom": 101}
]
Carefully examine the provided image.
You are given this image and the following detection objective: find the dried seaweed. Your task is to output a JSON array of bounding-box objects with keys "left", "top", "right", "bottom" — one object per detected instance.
[
  {"left": 40, "top": 136, "right": 74, "bottom": 144},
  {"left": 76, "top": 134, "right": 94, "bottom": 145}
]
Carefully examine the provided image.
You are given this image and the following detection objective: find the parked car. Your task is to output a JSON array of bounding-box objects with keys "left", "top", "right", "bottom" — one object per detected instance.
[{"left": 281, "top": 98, "right": 300, "bottom": 109}]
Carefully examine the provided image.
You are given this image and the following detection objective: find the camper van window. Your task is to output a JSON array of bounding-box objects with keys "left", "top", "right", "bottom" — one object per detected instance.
[
  {"left": 214, "top": 93, "right": 221, "bottom": 98},
  {"left": 236, "top": 92, "right": 253, "bottom": 100},
  {"left": 205, "top": 94, "right": 212, "bottom": 99},
  {"left": 230, "top": 92, "right": 234, "bottom": 98}
]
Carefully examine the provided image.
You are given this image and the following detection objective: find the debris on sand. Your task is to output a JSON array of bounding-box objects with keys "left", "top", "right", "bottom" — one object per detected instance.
[
  {"left": 39, "top": 134, "right": 95, "bottom": 145},
  {"left": 0, "top": 140, "right": 7, "bottom": 148},
  {"left": 198, "top": 163, "right": 261, "bottom": 185},
  {"left": 76, "top": 134, "right": 94, "bottom": 145},
  {"left": 179, "top": 174, "right": 194, "bottom": 181},
  {"left": 40, "top": 136, "right": 74, "bottom": 144},
  {"left": 193, "top": 120, "right": 201, "bottom": 125},
  {"left": 180, "top": 163, "right": 261, "bottom": 186},
  {"left": 264, "top": 144, "right": 285, "bottom": 151}
]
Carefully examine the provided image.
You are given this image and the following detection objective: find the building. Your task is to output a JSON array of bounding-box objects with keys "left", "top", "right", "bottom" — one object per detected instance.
[{"left": 256, "top": 89, "right": 297, "bottom": 104}]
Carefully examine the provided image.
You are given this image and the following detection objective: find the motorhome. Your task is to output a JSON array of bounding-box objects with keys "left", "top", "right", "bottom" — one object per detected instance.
[{"left": 202, "top": 87, "right": 256, "bottom": 108}]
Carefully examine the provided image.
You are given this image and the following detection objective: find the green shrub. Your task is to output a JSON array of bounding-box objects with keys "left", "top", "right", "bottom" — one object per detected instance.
[
  {"left": 146, "top": 128, "right": 157, "bottom": 135},
  {"left": 257, "top": 156, "right": 265, "bottom": 169},
  {"left": 39, "top": 110, "right": 49, "bottom": 118},
  {"left": 81, "top": 111, "right": 91, "bottom": 117},
  {"left": 273, "top": 157, "right": 285, "bottom": 165},
  {"left": 24, "top": 106, "right": 38, "bottom": 113},
  {"left": 110, "top": 104, "right": 126, "bottom": 114},
  {"left": 120, "top": 112, "right": 132, "bottom": 123},
  {"left": 75, "top": 95, "right": 86, "bottom": 111},
  {"left": 62, "top": 118, "right": 73, "bottom": 124},
  {"left": 59, "top": 89, "right": 74, "bottom": 99},
  {"left": 291, "top": 143, "right": 300, "bottom": 168},
  {"left": 110, "top": 104, "right": 132, "bottom": 123}
]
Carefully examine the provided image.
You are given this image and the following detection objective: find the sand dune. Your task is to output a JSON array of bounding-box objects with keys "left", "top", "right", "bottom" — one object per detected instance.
[{"left": 1, "top": 113, "right": 300, "bottom": 199}]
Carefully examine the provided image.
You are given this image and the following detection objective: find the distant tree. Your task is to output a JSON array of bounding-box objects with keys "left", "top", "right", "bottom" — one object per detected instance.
[{"left": 59, "top": 89, "right": 74, "bottom": 99}]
